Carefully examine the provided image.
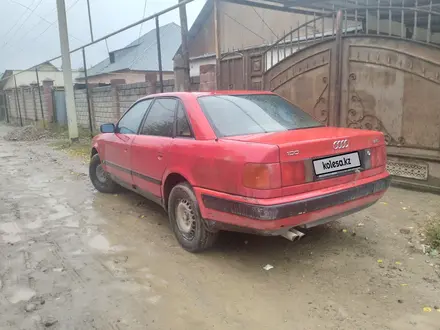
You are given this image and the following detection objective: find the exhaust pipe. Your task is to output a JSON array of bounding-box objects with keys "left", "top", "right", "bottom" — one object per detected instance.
[{"left": 280, "top": 228, "right": 305, "bottom": 241}]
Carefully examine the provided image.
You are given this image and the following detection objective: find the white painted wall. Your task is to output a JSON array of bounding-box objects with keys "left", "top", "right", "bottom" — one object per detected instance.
[
  {"left": 3, "top": 70, "right": 81, "bottom": 89},
  {"left": 189, "top": 57, "right": 216, "bottom": 77}
]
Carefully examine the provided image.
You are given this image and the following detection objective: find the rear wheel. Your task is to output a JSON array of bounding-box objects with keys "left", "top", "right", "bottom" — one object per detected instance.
[
  {"left": 168, "top": 182, "right": 218, "bottom": 252},
  {"left": 89, "top": 154, "right": 118, "bottom": 193}
]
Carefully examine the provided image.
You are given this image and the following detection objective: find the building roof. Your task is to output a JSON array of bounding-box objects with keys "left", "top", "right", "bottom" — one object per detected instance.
[
  {"left": 0, "top": 62, "right": 59, "bottom": 89},
  {"left": 174, "top": 0, "right": 213, "bottom": 59},
  {"left": 84, "top": 22, "right": 181, "bottom": 78}
]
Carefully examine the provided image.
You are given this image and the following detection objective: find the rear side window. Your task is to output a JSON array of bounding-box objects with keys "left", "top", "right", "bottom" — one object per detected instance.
[
  {"left": 140, "top": 98, "right": 177, "bottom": 137},
  {"left": 176, "top": 102, "right": 193, "bottom": 138},
  {"left": 118, "top": 99, "right": 152, "bottom": 134},
  {"left": 197, "top": 94, "right": 321, "bottom": 137}
]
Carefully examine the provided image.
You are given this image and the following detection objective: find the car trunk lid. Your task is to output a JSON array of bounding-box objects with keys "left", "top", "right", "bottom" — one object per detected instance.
[{"left": 223, "top": 127, "right": 386, "bottom": 194}]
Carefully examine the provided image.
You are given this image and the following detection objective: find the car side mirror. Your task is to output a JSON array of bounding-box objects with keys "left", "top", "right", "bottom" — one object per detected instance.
[{"left": 100, "top": 123, "right": 115, "bottom": 133}]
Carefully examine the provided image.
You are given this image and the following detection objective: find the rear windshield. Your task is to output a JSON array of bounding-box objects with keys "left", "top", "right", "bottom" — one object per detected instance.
[{"left": 197, "top": 94, "right": 321, "bottom": 137}]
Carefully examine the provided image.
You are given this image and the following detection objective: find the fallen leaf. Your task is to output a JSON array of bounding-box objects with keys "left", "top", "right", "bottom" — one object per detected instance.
[
  {"left": 400, "top": 283, "right": 408, "bottom": 287},
  {"left": 263, "top": 264, "right": 274, "bottom": 271},
  {"left": 342, "top": 229, "right": 348, "bottom": 233},
  {"left": 395, "top": 261, "right": 402, "bottom": 265},
  {"left": 380, "top": 202, "right": 388, "bottom": 205},
  {"left": 423, "top": 307, "right": 432, "bottom": 312},
  {"left": 377, "top": 259, "right": 383, "bottom": 263}
]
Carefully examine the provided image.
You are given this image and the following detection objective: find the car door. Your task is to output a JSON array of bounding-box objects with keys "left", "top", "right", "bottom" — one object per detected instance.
[
  {"left": 131, "top": 97, "right": 178, "bottom": 198},
  {"left": 103, "top": 99, "right": 153, "bottom": 185}
]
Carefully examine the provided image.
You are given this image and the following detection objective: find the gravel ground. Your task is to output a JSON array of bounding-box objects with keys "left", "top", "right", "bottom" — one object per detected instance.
[{"left": 0, "top": 124, "right": 439, "bottom": 330}]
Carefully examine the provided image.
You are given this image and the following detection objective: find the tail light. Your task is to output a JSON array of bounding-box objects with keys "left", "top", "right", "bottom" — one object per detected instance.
[
  {"left": 281, "top": 161, "right": 310, "bottom": 187},
  {"left": 371, "top": 146, "right": 387, "bottom": 168},
  {"left": 243, "top": 163, "right": 281, "bottom": 189}
]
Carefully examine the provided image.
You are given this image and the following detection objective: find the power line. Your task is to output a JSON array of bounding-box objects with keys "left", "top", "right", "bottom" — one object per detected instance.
[
  {"left": 129, "top": 23, "right": 168, "bottom": 70},
  {"left": 0, "top": 0, "right": 196, "bottom": 83},
  {"left": 7, "top": 0, "right": 85, "bottom": 49},
  {"left": 2, "top": 0, "right": 44, "bottom": 48},
  {"left": 252, "top": 7, "right": 278, "bottom": 39},
  {"left": 221, "top": 10, "right": 267, "bottom": 42},
  {"left": 131, "top": 0, "right": 149, "bottom": 69},
  {"left": 139, "top": 0, "right": 149, "bottom": 40},
  {"left": 1, "top": 0, "right": 36, "bottom": 42}
]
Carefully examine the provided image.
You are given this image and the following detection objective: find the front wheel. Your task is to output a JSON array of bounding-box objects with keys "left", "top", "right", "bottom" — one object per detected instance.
[
  {"left": 168, "top": 183, "right": 218, "bottom": 253},
  {"left": 89, "top": 154, "right": 118, "bottom": 193}
]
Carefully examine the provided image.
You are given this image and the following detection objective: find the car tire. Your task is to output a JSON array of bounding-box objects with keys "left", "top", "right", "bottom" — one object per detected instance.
[
  {"left": 168, "top": 182, "right": 218, "bottom": 253},
  {"left": 89, "top": 154, "right": 118, "bottom": 193}
]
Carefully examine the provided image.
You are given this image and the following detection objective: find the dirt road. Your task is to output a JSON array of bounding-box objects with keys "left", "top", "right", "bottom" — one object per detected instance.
[{"left": 0, "top": 124, "right": 439, "bottom": 330}]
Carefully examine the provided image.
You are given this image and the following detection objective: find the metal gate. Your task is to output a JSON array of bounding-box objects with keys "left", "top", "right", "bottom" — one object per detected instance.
[
  {"left": 220, "top": 5, "right": 440, "bottom": 191},
  {"left": 53, "top": 89, "right": 67, "bottom": 125}
]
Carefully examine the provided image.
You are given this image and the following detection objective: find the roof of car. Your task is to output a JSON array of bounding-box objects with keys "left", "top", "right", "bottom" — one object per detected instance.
[{"left": 137, "top": 90, "right": 274, "bottom": 102}]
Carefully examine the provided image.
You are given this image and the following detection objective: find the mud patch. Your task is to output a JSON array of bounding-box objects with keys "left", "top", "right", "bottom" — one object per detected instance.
[
  {"left": 6, "top": 287, "right": 36, "bottom": 304},
  {"left": 88, "top": 234, "right": 111, "bottom": 252}
]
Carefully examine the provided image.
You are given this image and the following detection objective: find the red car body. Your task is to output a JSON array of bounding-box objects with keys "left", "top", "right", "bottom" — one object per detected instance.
[{"left": 91, "top": 91, "right": 389, "bottom": 241}]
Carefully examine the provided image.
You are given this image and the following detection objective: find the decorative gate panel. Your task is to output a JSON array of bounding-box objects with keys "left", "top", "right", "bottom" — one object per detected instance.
[
  {"left": 341, "top": 38, "right": 440, "bottom": 151},
  {"left": 264, "top": 40, "right": 333, "bottom": 125}
]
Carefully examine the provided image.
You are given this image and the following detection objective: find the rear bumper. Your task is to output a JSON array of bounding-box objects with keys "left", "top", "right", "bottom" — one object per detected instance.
[{"left": 194, "top": 173, "right": 390, "bottom": 233}]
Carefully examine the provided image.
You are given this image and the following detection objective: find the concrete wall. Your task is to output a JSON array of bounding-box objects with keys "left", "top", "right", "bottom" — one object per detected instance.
[
  {"left": 3, "top": 85, "right": 49, "bottom": 125},
  {"left": 73, "top": 78, "right": 199, "bottom": 131},
  {"left": 3, "top": 77, "right": 199, "bottom": 130}
]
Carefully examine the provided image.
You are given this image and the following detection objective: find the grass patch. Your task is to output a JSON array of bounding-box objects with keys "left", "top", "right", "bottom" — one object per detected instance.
[
  {"left": 425, "top": 219, "right": 440, "bottom": 250},
  {"left": 50, "top": 138, "right": 91, "bottom": 162}
]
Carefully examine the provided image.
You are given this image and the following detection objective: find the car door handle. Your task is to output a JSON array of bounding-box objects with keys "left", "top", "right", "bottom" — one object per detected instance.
[{"left": 157, "top": 152, "right": 163, "bottom": 160}]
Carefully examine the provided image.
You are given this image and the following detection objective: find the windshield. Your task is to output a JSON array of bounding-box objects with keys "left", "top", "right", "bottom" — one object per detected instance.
[{"left": 197, "top": 94, "right": 322, "bottom": 137}]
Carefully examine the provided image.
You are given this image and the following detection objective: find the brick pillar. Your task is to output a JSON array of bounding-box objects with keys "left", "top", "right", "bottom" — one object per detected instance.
[
  {"left": 42, "top": 79, "right": 54, "bottom": 122},
  {"left": 30, "top": 83, "right": 39, "bottom": 121},
  {"left": 19, "top": 85, "right": 28, "bottom": 121},
  {"left": 145, "top": 72, "right": 157, "bottom": 95},
  {"left": 110, "top": 79, "right": 125, "bottom": 121},
  {"left": 199, "top": 64, "right": 217, "bottom": 92}
]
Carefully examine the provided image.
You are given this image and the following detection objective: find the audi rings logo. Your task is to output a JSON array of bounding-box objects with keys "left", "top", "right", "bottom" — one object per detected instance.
[{"left": 333, "top": 139, "right": 349, "bottom": 150}]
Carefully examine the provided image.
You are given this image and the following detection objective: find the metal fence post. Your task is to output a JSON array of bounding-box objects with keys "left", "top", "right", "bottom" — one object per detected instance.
[
  {"left": 333, "top": 10, "right": 344, "bottom": 127},
  {"left": 35, "top": 68, "right": 45, "bottom": 128},
  {"left": 155, "top": 16, "right": 164, "bottom": 93},
  {"left": 82, "top": 47, "right": 94, "bottom": 137},
  {"left": 13, "top": 75, "right": 23, "bottom": 127}
]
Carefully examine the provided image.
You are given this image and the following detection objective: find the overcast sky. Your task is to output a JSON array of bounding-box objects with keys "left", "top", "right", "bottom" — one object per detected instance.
[{"left": 0, "top": 0, "right": 206, "bottom": 73}]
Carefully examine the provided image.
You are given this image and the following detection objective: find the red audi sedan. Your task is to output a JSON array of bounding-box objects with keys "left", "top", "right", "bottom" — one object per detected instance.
[{"left": 89, "top": 91, "right": 390, "bottom": 252}]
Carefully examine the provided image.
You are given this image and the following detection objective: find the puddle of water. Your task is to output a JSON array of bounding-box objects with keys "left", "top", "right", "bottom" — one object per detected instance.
[
  {"left": 64, "top": 217, "right": 80, "bottom": 228},
  {"left": 1, "top": 233, "right": 22, "bottom": 243},
  {"left": 88, "top": 234, "right": 111, "bottom": 252},
  {"left": 0, "top": 222, "right": 22, "bottom": 234},
  {"left": 0, "top": 222, "right": 22, "bottom": 243},
  {"left": 48, "top": 204, "right": 74, "bottom": 221},
  {"left": 147, "top": 295, "right": 161, "bottom": 305},
  {"left": 7, "top": 287, "right": 36, "bottom": 304},
  {"left": 26, "top": 219, "right": 43, "bottom": 230}
]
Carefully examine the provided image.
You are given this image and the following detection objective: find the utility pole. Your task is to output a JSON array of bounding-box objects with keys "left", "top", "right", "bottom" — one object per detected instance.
[
  {"left": 56, "top": 0, "right": 79, "bottom": 141},
  {"left": 178, "top": 0, "right": 191, "bottom": 91},
  {"left": 86, "top": 0, "right": 94, "bottom": 41},
  {"left": 214, "top": 0, "right": 221, "bottom": 90}
]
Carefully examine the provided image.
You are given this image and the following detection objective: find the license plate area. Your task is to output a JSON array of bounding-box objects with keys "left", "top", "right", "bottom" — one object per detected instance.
[{"left": 313, "top": 152, "right": 361, "bottom": 178}]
